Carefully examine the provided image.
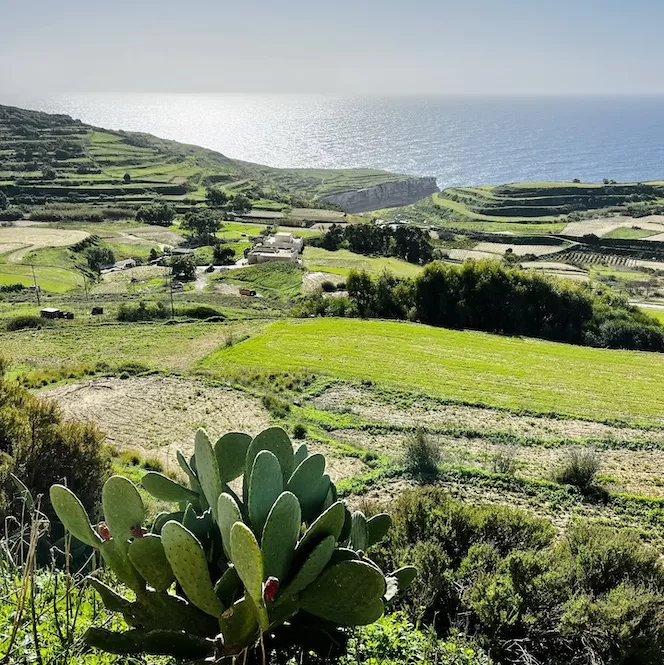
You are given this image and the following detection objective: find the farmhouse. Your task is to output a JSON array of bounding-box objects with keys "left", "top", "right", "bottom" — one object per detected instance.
[
  {"left": 247, "top": 232, "right": 303, "bottom": 265},
  {"left": 113, "top": 258, "right": 137, "bottom": 270}
]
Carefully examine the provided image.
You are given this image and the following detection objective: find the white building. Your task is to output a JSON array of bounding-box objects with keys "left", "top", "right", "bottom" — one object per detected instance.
[{"left": 247, "top": 232, "right": 303, "bottom": 265}]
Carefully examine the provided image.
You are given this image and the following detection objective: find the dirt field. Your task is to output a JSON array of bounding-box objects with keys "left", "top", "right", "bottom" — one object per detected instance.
[
  {"left": 44, "top": 376, "right": 271, "bottom": 471},
  {"left": 473, "top": 242, "right": 568, "bottom": 257},
  {"left": 0, "top": 227, "right": 89, "bottom": 262},
  {"left": 562, "top": 215, "right": 664, "bottom": 237},
  {"left": 312, "top": 384, "right": 664, "bottom": 446}
]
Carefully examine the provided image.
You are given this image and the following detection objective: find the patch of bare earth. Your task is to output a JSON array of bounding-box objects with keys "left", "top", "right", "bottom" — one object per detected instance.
[
  {"left": 313, "top": 384, "right": 664, "bottom": 446},
  {"left": 44, "top": 376, "right": 270, "bottom": 473}
]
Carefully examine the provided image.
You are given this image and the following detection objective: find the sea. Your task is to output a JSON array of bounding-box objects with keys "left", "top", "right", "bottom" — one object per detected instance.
[{"left": 4, "top": 93, "right": 664, "bottom": 188}]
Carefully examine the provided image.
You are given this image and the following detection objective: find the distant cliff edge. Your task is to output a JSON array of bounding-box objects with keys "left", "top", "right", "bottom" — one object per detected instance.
[{"left": 320, "top": 176, "right": 439, "bottom": 213}]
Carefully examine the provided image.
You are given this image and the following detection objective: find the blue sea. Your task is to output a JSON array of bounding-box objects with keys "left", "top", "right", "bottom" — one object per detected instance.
[{"left": 4, "top": 93, "right": 664, "bottom": 188}]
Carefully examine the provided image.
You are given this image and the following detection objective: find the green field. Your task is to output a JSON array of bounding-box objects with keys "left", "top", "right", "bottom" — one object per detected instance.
[
  {"left": 302, "top": 247, "right": 423, "bottom": 278},
  {"left": 202, "top": 318, "right": 664, "bottom": 425}
]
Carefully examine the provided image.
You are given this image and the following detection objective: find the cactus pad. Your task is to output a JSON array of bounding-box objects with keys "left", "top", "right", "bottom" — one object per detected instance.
[
  {"left": 299, "top": 501, "right": 345, "bottom": 551},
  {"left": 261, "top": 491, "right": 301, "bottom": 581},
  {"left": 214, "top": 432, "right": 252, "bottom": 483},
  {"left": 350, "top": 511, "right": 368, "bottom": 551},
  {"left": 293, "top": 443, "right": 308, "bottom": 466},
  {"left": 99, "top": 540, "right": 145, "bottom": 593},
  {"left": 161, "top": 521, "right": 224, "bottom": 617},
  {"left": 102, "top": 476, "right": 145, "bottom": 552},
  {"left": 218, "top": 597, "right": 260, "bottom": 656},
  {"left": 142, "top": 472, "right": 199, "bottom": 504},
  {"left": 50, "top": 484, "right": 102, "bottom": 548},
  {"left": 246, "top": 426, "right": 295, "bottom": 482},
  {"left": 128, "top": 534, "right": 175, "bottom": 592},
  {"left": 217, "top": 493, "right": 242, "bottom": 558},
  {"left": 194, "top": 428, "right": 222, "bottom": 521},
  {"left": 300, "top": 560, "right": 386, "bottom": 626},
  {"left": 248, "top": 450, "right": 283, "bottom": 536},
  {"left": 281, "top": 534, "right": 335, "bottom": 599},
  {"left": 366, "top": 513, "right": 392, "bottom": 547}
]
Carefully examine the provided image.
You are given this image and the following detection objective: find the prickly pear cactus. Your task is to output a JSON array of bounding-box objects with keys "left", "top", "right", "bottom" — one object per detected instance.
[{"left": 50, "top": 425, "right": 415, "bottom": 662}]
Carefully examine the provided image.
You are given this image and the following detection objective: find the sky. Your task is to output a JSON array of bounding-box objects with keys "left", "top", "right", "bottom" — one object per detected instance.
[{"left": 3, "top": 0, "right": 664, "bottom": 95}]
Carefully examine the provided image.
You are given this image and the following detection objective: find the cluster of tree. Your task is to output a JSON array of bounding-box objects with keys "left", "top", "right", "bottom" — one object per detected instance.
[
  {"left": 297, "top": 260, "right": 664, "bottom": 352},
  {"left": 0, "top": 190, "right": 8, "bottom": 210},
  {"left": 135, "top": 201, "right": 176, "bottom": 226},
  {"left": 315, "top": 223, "right": 433, "bottom": 265},
  {"left": 85, "top": 246, "right": 115, "bottom": 273},
  {"left": 0, "top": 358, "right": 110, "bottom": 523},
  {"left": 376, "top": 486, "right": 664, "bottom": 665},
  {"left": 205, "top": 188, "right": 253, "bottom": 214},
  {"left": 170, "top": 254, "right": 197, "bottom": 281},
  {"left": 181, "top": 209, "right": 222, "bottom": 241}
]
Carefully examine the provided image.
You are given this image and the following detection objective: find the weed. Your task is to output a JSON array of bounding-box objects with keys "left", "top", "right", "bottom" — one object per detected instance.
[{"left": 403, "top": 428, "right": 441, "bottom": 478}]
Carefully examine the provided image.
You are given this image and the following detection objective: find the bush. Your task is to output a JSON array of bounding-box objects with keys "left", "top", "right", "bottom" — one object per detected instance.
[
  {"left": 292, "top": 423, "right": 307, "bottom": 439},
  {"left": 117, "top": 301, "right": 169, "bottom": 322},
  {"left": 403, "top": 428, "right": 441, "bottom": 478},
  {"left": 261, "top": 393, "right": 291, "bottom": 418},
  {"left": 5, "top": 315, "right": 51, "bottom": 331},
  {"left": 552, "top": 449, "right": 601, "bottom": 490},
  {"left": 321, "top": 280, "right": 336, "bottom": 292},
  {"left": 119, "top": 450, "right": 142, "bottom": 466},
  {"left": 142, "top": 457, "right": 163, "bottom": 472},
  {"left": 135, "top": 201, "right": 175, "bottom": 226},
  {"left": 179, "top": 305, "right": 224, "bottom": 320},
  {"left": 0, "top": 363, "right": 110, "bottom": 524},
  {"left": 491, "top": 447, "right": 516, "bottom": 475},
  {"left": 375, "top": 487, "right": 664, "bottom": 665}
]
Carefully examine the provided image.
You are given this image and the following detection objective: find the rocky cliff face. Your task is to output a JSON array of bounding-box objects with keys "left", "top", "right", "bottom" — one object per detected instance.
[{"left": 320, "top": 176, "right": 439, "bottom": 213}]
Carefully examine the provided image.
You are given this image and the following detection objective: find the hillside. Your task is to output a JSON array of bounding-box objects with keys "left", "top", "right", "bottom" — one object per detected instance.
[{"left": 0, "top": 104, "right": 436, "bottom": 212}]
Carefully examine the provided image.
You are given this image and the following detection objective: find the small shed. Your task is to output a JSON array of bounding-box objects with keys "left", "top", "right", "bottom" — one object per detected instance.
[{"left": 40, "top": 308, "right": 61, "bottom": 319}]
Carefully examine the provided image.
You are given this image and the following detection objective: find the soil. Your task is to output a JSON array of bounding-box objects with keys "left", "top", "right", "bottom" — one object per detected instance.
[{"left": 44, "top": 376, "right": 271, "bottom": 472}]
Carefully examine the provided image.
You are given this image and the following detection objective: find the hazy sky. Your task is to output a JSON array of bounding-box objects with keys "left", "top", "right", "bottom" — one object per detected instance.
[{"left": 3, "top": 0, "right": 664, "bottom": 94}]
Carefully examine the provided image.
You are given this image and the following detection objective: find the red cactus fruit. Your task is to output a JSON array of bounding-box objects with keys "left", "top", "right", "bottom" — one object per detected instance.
[
  {"left": 98, "top": 522, "right": 111, "bottom": 541},
  {"left": 263, "top": 576, "right": 280, "bottom": 602},
  {"left": 130, "top": 525, "right": 147, "bottom": 539}
]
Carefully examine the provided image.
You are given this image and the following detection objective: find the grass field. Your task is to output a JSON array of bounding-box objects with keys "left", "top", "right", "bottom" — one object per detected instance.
[
  {"left": 202, "top": 318, "right": 664, "bottom": 425},
  {"left": 302, "top": 247, "right": 423, "bottom": 278}
]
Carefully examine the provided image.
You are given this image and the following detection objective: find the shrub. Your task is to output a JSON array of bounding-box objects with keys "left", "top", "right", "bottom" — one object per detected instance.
[
  {"left": 5, "top": 315, "right": 51, "bottom": 331},
  {"left": 292, "top": 423, "right": 307, "bottom": 439},
  {"left": 261, "top": 393, "right": 291, "bottom": 418},
  {"left": 321, "top": 280, "right": 336, "bottom": 292},
  {"left": 552, "top": 449, "right": 601, "bottom": 490},
  {"left": 135, "top": 201, "right": 175, "bottom": 226},
  {"left": 179, "top": 305, "right": 224, "bottom": 320},
  {"left": 0, "top": 364, "right": 110, "bottom": 524},
  {"left": 491, "top": 447, "right": 516, "bottom": 475},
  {"left": 119, "top": 450, "right": 142, "bottom": 466},
  {"left": 403, "top": 428, "right": 441, "bottom": 478},
  {"left": 117, "top": 301, "right": 169, "bottom": 322},
  {"left": 141, "top": 457, "right": 163, "bottom": 472}
]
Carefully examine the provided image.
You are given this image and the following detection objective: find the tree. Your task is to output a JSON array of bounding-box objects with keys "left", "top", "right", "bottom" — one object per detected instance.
[
  {"left": 206, "top": 187, "right": 229, "bottom": 208},
  {"left": 0, "top": 191, "right": 7, "bottom": 211},
  {"left": 213, "top": 244, "right": 236, "bottom": 265},
  {"left": 123, "top": 173, "right": 131, "bottom": 184},
  {"left": 148, "top": 247, "right": 159, "bottom": 262},
  {"left": 135, "top": 202, "right": 175, "bottom": 226},
  {"left": 42, "top": 166, "right": 56, "bottom": 180},
  {"left": 86, "top": 246, "right": 115, "bottom": 273},
  {"left": 181, "top": 209, "right": 222, "bottom": 243},
  {"left": 170, "top": 254, "right": 196, "bottom": 281},
  {"left": 228, "top": 193, "right": 253, "bottom": 215}
]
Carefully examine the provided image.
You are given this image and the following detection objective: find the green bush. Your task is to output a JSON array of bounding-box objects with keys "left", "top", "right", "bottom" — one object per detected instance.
[
  {"left": 403, "top": 428, "right": 441, "bottom": 478},
  {"left": 552, "top": 449, "right": 601, "bottom": 491},
  {"left": 341, "top": 613, "right": 492, "bottom": 665},
  {"left": 0, "top": 363, "right": 110, "bottom": 524},
  {"left": 117, "top": 301, "right": 169, "bottom": 322},
  {"left": 179, "top": 305, "right": 224, "bottom": 319},
  {"left": 375, "top": 487, "right": 664, "bottom": 665},
  {"left": 292, "top": 423, "right": 307, "bottom": 439},
  {"left": 5, "top": 314, "right": 51, "bottom": 331}
]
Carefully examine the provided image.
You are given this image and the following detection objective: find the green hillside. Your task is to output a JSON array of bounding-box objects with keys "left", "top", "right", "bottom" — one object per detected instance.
[
  {"left": 0, "top": 104, "right": 415, "bottom": 210},
  {"left": 203, "top": 317, "right": 664, "bottom": 425}
]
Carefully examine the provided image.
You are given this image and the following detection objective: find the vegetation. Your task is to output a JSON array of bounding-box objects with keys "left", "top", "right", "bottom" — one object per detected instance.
[
  {"left": 48, "top": 426, "right": 414, "bottom": 661},
  {"left": 207, "top": 317, "right": 664, "bottom": 424},
  {"left": 298, "top": 260, "right": 664, "bottom": 352},
  {"left": 376, "top": 487, "right": 664, "bottom": 665},
  {"left": 315, "top": 223, "right": 433, "bottom": 265},
  {"left": 0, "top": 359, "right": 110, "bottom": 522},
  {"left": 135, "top": 202, "right": 176, "bottom": 226}
]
